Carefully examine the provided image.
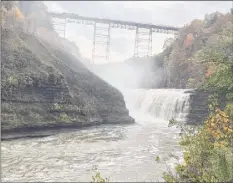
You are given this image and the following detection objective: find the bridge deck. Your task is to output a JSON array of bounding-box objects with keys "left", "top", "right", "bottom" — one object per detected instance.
[{"left": 48, "top": 12, "right": 179, "bottom": 31}]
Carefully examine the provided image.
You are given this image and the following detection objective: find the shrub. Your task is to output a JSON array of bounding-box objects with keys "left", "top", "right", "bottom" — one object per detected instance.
[
  {"left": 163, "top": 109, "right": 233, "bottom": 182},
  {"left": 60, "top": 112, "right": 69, "bottom": 121},
  {"left": 7, "top": 76, "right": 18, "bottom": 85},
  {"left": 91, "top": 168, "right": 109, "bottom": 183}
]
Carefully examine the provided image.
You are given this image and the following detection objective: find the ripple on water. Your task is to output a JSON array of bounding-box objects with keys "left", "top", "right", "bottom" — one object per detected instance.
[{"left": 2, "top": 119, "right": 182, "bottom": 182}]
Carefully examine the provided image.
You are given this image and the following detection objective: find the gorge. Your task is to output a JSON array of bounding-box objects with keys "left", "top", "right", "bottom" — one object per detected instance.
[{"left": 1, "top": 1, "right": 232, "bottom": 182}]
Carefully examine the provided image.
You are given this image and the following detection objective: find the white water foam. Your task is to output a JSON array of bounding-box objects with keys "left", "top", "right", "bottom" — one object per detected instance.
[{"left": 122, "top": 89, "right": 191, "bottom": 122}]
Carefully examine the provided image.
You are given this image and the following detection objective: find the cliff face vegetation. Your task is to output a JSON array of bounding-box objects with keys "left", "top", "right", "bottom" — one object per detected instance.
[
  {"left": 157, "top": 11, "right": 233, "bottom": 89},
  {"left": 1, "top": 2, "right": 134, "bottom": 135}
]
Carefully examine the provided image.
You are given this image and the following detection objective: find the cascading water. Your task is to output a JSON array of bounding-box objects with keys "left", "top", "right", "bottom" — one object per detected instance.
[
  {"left": 122, "top": 89, "right": 191, "bottom": 122},
  {"left": 91, "top": 62, "right": 191, "bottom": 123}
]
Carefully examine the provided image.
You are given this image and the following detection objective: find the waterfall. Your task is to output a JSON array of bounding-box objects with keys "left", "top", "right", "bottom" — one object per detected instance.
[{"left": 123, "top": 89, "right": 191, "bottom": 122}]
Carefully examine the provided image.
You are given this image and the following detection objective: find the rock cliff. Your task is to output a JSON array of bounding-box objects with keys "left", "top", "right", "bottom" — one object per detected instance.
[
  {"left": 1, "top": 28, "right": 134, "bottom": 138},
  {"left": 185, "top": 90, "right": 211, "bottom": 125}
]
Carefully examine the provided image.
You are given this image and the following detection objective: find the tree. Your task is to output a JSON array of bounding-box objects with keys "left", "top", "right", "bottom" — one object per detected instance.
[
  {"left": 204, "top": 12, "right": 223, "bottom": 27},
  {"left": 196, "top": 24, "right": 233, "bottom": 66}
]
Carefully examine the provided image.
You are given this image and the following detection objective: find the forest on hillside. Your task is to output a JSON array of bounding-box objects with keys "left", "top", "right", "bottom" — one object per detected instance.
[{"left": 157, "top": 11, "right": 233, "bottom": 90}]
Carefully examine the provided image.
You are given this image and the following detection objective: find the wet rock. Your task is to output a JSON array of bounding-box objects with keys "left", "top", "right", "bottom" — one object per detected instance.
[
  {"left": 186, "top": 89, "right": 226, "bottom": 125},
  {"left": 1, "top": 29, "right": 134, "bottom": 136}
]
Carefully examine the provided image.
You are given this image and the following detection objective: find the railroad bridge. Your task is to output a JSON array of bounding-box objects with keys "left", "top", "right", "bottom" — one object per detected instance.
[{"left": 49, "top": 12, "right": 179, "bottom": 64}]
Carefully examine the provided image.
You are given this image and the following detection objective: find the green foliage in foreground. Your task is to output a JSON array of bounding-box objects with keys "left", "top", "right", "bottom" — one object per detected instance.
[
  {"left": 91, "top": 172, "right": 108, "bottom": 183},
  {"left": 163, "top": 109, "right": 233, "bottom": 182},
  {"left": 91, "top": 168, "right": 109, "bottom": 183}
]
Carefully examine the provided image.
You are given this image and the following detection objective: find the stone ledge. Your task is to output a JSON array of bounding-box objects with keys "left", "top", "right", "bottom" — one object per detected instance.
[{"left": 1, "top": 118, "right": 135, "bottom": 141}]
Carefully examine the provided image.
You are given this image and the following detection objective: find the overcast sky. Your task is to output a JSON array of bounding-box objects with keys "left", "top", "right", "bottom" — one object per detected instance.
[{"left": 44, "top": 1, "right": 232, "bottom": 64}]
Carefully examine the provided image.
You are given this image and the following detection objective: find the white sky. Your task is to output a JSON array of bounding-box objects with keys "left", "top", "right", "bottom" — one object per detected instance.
[{"left": 44, "top": 1, "right": 232, "bottom": 64}]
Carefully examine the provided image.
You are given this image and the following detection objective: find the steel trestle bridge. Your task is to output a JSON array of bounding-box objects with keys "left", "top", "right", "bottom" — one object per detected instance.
[{"left": 49, "top": 12, "right": 179, "bottom": 64}]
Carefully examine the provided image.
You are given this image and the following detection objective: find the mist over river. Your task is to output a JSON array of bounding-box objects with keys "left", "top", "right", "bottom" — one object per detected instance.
[{"left": 2, "top": 89, "right": 190, "bottom": 182}]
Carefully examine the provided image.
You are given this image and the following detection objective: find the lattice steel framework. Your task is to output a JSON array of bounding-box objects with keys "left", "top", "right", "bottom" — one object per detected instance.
[
  {"left": 92, "top": 23, "right": 111, "bottom": 64},
  {"left": 52, "top": 18, "right": 67, "bottom": 38},
  {"left": 134, "top": 27, "right": 152, "bottom": 58}
]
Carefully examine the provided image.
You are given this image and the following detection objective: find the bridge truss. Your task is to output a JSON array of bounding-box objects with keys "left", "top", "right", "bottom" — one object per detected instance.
[
  {"left": 92, "top": 23, "right": 111, "bottom": 63},
  {"left": 134, "top": 27, "right": 152, "bottom": 58},
  {"left": 49, "top": 12, "right": 179, "bottom": 64}
]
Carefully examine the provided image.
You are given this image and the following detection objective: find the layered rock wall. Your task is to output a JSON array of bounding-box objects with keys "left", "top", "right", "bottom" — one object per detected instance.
[{"left": 1, "top": 29, "right": 134, "bottom": 136}]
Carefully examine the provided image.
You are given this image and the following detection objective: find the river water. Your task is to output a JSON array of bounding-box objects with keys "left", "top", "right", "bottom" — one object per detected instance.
[{"left": 1, "top": 89, "right": 190, "bottom": 182}]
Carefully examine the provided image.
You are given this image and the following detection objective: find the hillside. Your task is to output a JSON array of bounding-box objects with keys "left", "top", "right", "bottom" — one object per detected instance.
[
  {"left": 1, "top": 28, "right": 134, "bottom": 137},
  {"left": 1, "top": 3, "right": 134, "bottom": 138},
  {"left": 158, "top": 11, "right": 233, "bottom": 89}
]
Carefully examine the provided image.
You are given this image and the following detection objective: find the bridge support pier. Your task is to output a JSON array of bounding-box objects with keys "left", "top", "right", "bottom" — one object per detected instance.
[
  {"left": 134, "top": 27, "right": 152, "bottom": 58},
  {"left": 52, "top": 18, "right": 67, "bottom": 38},
  {"left": 92, "top": 23, "right": 111, "bottom": 64}
]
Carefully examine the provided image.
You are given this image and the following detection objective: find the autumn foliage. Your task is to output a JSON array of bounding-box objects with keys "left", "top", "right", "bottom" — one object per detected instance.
[
  {"left": 205, "top": 109, "right": 233, "bottom": 148},
  {"left": 15, "top": 7, "right": 24, "bottom": 20},
  {"left": 160, "top": 12, "right": 233, "bottom": 89},
  {"left": 205, "top": 64, "right": 217, "bottom": 78},
  {"left": 184, "top": 33, "right": 193, "bottom": 47},
  {"left": 163, "top": 108, "right": 233, "bottom": 182}
]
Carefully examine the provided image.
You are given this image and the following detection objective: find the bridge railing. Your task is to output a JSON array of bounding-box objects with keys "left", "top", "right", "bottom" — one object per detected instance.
[{"left": 48, "top": 12, "right": 180, "bottom": 32}]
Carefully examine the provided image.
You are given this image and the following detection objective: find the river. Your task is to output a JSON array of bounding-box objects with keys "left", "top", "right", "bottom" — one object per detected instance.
[{"left": 1, "top": 89, "right": 190, "bottom": 182}]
